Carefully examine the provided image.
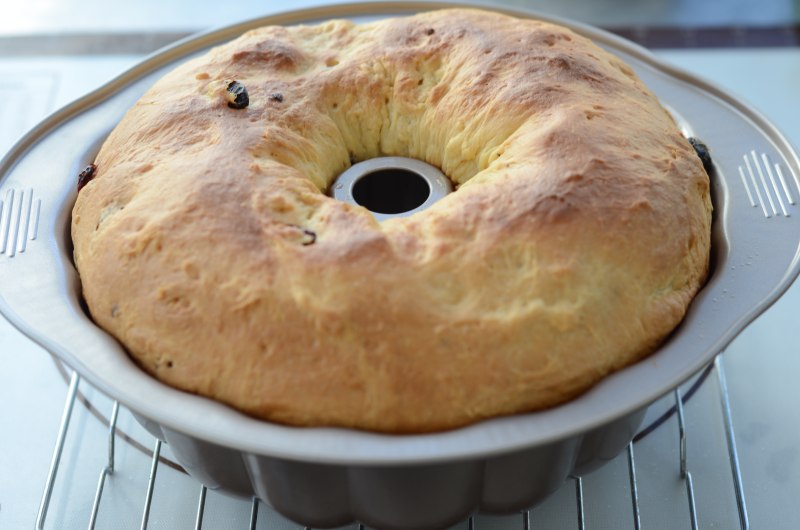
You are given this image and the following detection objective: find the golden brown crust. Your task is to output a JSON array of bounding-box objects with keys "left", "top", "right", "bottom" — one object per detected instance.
[{"left": 71, "top": 9, "right": 712, "bottom": 432}]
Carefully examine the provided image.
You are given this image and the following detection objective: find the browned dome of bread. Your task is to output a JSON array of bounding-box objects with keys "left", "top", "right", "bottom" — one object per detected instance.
[{"left": 71, "top": 8, "right": 712, "bottom": 433}]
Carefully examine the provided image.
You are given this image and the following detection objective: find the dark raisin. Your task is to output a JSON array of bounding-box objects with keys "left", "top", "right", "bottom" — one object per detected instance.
[
  {"left": 268, "top": 92, "right": 284, "bottom": 103},
  {"left": 425, "top": 28, "right": 435, "bottom": 36},
  {"left": 302, "top": 229, "right": 316, "bottom": 246},
  {"left": 77, "top": 163, "right": 96, "bottom": 191},
  {"left": 226, "top": 80, "right": 249, "bottom": 109},
  {"left": 688, "top": 137, "right": 712, "bottom": 172}
]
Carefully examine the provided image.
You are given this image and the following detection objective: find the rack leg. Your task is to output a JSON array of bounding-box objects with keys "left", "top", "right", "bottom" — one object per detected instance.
[
  {"left": 140, "top": 439, "right": 162, "bottom": 530},
  {"left": 88, "top": 400, "right": 120, "bottom": 529},
  {"left": 715, "top": 357, "right": 750, "bottom": 530},
  {"left": 575, "top": 477, "right": 585, "bottom": 530},
  {"left": 249, "top": 497, "right": 260, "bottom": 530},
  {"left": 675, "top": 387, "right": 699, "bottom": 530},
  {"left": 36, "top": 371, "right": 80, "bottom": 530},
  {"left": 627, "top": 443, "right": 642, "bottom": 530},
  {"left": 194, "top": 485, "right": 207, "bottom": 530}
]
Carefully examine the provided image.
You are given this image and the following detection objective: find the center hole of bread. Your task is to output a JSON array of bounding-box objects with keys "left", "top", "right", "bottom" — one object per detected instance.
[{"left": 352, "top": 168, "right": 431, "bottom": 214}]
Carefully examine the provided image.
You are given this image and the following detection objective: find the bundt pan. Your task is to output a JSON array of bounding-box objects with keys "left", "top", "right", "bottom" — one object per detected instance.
[{"left": 1, "top": 2, "right": 799, "bottom": 529}]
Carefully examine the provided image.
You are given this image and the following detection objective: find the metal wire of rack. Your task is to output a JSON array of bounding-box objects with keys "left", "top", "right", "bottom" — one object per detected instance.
[{"left": 34, "top": 356, "right": 750, "bottom": 530}]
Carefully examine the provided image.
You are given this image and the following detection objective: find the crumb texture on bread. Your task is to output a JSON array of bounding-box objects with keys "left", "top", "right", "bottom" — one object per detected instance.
[{"left": 71, "top": 9, "right": 712, "bottom": 432}]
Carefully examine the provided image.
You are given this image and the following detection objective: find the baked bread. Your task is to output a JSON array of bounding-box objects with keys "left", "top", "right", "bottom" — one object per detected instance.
[{"left": 71, "top": 8, "right": 712, "bottom": 432}]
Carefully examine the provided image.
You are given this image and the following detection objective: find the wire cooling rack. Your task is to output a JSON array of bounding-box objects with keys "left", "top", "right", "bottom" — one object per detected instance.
[{"left": 32, "top": 356, "right": 749, "bottom": 530}]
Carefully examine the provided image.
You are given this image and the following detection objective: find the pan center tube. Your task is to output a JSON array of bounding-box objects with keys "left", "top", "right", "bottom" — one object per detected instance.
[{"left": 331, "top": 157, "right": 452, "bottom": 221}]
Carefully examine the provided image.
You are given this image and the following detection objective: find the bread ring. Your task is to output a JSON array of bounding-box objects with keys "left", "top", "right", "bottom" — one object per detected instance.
[{"left": 71, "top": 8, "right": 712, "bottom": 433}]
